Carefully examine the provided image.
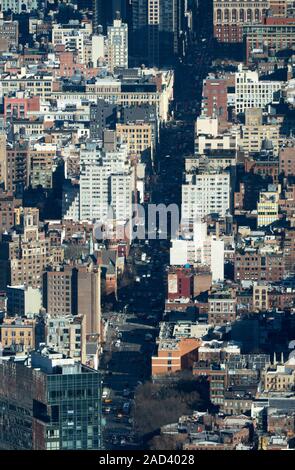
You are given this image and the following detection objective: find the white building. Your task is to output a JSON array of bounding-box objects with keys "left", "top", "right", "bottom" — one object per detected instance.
[
  {"left": 235, "top": 65, "right": 282, "bottom": 114},
  {"left": 170, "top": 222, "right": 224, "bottom": 282},
  {"left": 92, "top": 34, "right": 106, "bottom": 67},
  {"left": 6, "top": 285, "right": 42, "bottom": 317},
  {"left": 79, "top": 140, "right": 133, "bottom": 226},
  {"left": 182, "top": 172, "right": 230, "bottom": 220},
  {"left": 52, "top": 22, "right": 92, "bottom": 64},
  {"left": 107, "top": 18, "right": 128, "bottom": 73}
]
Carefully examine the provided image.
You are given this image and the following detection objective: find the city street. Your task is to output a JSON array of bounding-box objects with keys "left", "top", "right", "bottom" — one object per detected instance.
[{"left": 100, "top": 22, "right": 214, "bottom": 450}]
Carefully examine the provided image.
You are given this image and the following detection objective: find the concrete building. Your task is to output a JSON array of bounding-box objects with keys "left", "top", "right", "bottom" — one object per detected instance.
[
  {"left": 29, "top": 143, "right": 57, "bottom": 189},
  {"left": 107, "top": 18, "right": 128, "bottom": 73},
  {"left": 116, "top": 121, "right": 153, "bottom": 160},
  {"left": 52, "top": 22, "right": 93, "bottom": 64},
  {"left": 6, "top": 285, "right": 42, "bottom": 317},
  {"left": 170, "top": 222, "right": 225, "bottom": 282},
  {"left": 235, "top": 66, "right": 282, "bottom": 115},
  {"left": 244, "top": 17, "right": 295, "bottom": 64},
  {"left": 43, "top": 263, "right": 101, "bottom": 340},
  {"left": 46, "top": 315, "right": 86, "bottom": 364}
]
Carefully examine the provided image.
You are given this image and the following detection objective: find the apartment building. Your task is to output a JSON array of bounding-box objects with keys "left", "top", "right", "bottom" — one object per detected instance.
[
  {"left": 46, "top": 315, "right": 86, "bottom": 364},
  {"left": 0, "top": 208, "right": 52, "bottom": 291},
  {"left": 5, "top": 140, "right": 30, "bottom": 195},
  {"left": 182, "top": 171, "right": 230, "bottom": 220},
  {"left": 79, "top": 138, "right": 132, "bottom": 225},
  {"left": 264, "top": 365, "right": 295, "bottom": 392},
  {"left": 0, "top": 74, "right": 53, "bottom": 100},
  {"left": 253, "top": 283, "right": 269, "bottom": 312},
  {"left": 116, "top": 122, "right": 153, "bottom": 159},
  {"left": 52, "top": 22, "right": 92, "bottom": 64},
  {"left": 29, "top": 143, "right": 57, "bottom": 189},
  {"left": 43, "top": 263, "right": 101, "bottom": 339},
  {"left": 170, "top": 222, "right": 225, "bottom": 282},
  {"left": 0, "top": 19, "right": 18, "bottom": 49},
  {"left": 235, "top": 250, "right": 285, "bottom": 282},
  {"left": 0, "top": 317, "right": 36, "bottom": 353},
  {"left": 0, "top": 190, "right": 21, "bottom": 233},
  {"left": 239, "top": 109, "right": 280, "bottom": 155},
  {"left": 208, "top": 293, "right": 237, "bottom": 326},
  {"left": 6, "top": 285, "right": 42, "bottom": 317}
]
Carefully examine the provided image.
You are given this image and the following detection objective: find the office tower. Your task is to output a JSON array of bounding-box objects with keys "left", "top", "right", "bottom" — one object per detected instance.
[
  {"left": 0, "top": 348, "right": 102, "bottom": 450},
  {"left": 131, "top": 0, "right": 148, "bottom": 61},
  {"left": 213, "top": 0, "right": 269, "bottom": 43},
  {"left": 107, "top": 17, "right": 128, "bottom": 72},
  {"left": 131, "top": 0, "right": 185, "bottom": 66}
]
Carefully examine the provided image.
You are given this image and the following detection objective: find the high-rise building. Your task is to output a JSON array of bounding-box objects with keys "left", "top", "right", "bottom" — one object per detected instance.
[
  {"left": 182, "top": 171, "right": 230, "bottom": 220},
  {"left": 0, "top": 348, "right": 102, "bottom": 450},
  {"left": 107, "top": 17, "right": 128, "bottom": 72},
  {"left": 79, "top": 137, "right": 133, "bottom": 225},
  {"left": 43, "top": 263, "right": 101, "bottom": 339},
  {"left": 131, "top": 0, "right": 186, "bottom": 66}
]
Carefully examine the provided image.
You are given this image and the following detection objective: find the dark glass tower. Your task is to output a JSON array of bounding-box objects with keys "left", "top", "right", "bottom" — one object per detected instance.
[{"left": 0, "top": 348, "right": 102, "bottom": 450}]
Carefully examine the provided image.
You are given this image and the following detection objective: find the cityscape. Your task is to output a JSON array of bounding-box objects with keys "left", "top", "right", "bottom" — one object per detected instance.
[{"left": 0, "top": 0, "right": 295, "bottom": 455}]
